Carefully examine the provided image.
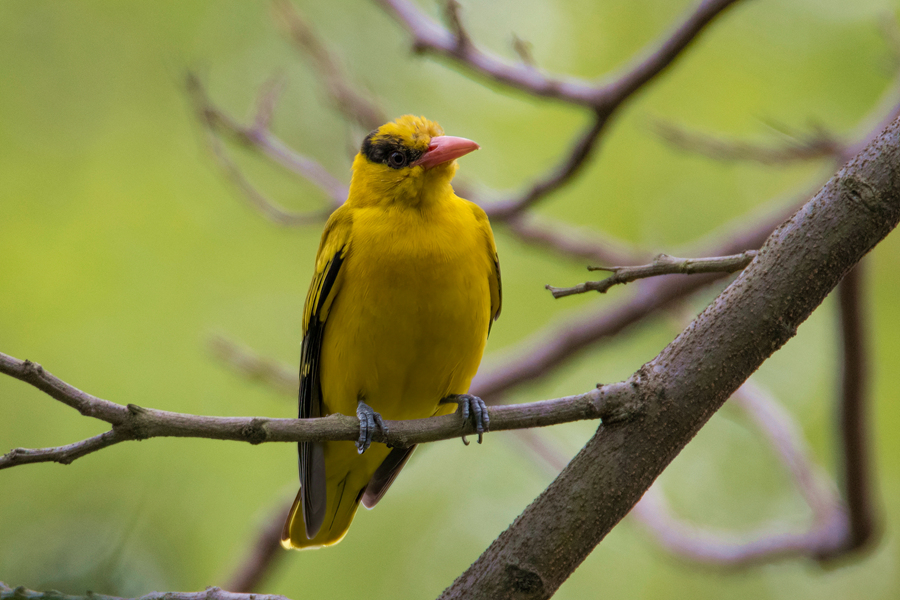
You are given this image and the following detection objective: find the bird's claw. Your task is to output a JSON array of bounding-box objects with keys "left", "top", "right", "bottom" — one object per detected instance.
[
  {"left": 356, "top": 400, "right": 387, "bottom": 454},
  {"left": 441, "top": 394, "right": 489, "bottom": 445}
]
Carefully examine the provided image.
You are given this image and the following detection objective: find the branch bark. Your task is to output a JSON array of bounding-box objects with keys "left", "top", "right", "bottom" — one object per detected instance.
[
  {"left": 0, "top": 351, "right": 637, "bottom": 470},
  {"left": 546, "top": 250, "right": 758, "bottom": 298},
  {"left": 437, "top": 116, "right": 900, "bottom": 599}
]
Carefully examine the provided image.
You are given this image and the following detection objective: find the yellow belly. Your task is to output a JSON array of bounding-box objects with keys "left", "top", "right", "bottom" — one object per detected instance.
[{"left": 319, "top": 201, "right": 492, "bottom": 420}]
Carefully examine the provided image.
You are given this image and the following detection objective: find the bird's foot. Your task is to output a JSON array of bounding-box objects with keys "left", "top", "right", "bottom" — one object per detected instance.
[
  {"left": 356, "top": 400, "right": 387, "bottom": 454},
  {"left": 441, "top": 394, "right": 490, "bottom": 445}
]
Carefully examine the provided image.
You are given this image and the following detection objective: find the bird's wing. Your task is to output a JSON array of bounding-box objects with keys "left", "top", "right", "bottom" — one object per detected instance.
[
  {"left": 287, "top": 209, "right": 352, "bottom": 542},
  {"left": 470, "top": 202, "right": 502, "bottom": 330}
]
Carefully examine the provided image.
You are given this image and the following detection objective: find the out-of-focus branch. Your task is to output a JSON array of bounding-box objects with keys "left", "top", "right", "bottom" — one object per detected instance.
[
  {"left": 209, "top": 334, "right": 297, "bottom": 395},
  {"left": 654, "top": 121, "right": 845, "bottom": 165},
  {"left": 225, "top": 499, "right": 294, "bottom": 593},
  {"left": 0, "top": 583, "right": 291, "bottom": 600},
  {"left": 472, "top": 200, "right": 796, "bottom": 401},
  {"left": 186, "top": 73, "right": 348, "bottom": 211},
  {"left": 379, "top": 0, "right": 743, "bottom": 218},
  {"left": 504, "top": 214, "right": 646, "bottom": 266},
  {"left": 377, "top": 0, "right": 741, "bottom": 109},
  {"left": 835, "top": 263, "right": 878, "bottom": 555},
  {"left": 484, "top": 114, "right": 608, "bottom": 218},
  {"left": 272, "top": 0, "right": 386, "bottom": 131},
  {"left": 0, "top": 350, "right": 638, "bottom": 470},
  {"left": 547, "top": 250, "right": 758, "bottom": 298},
  {"left": 632, "top": 379, "right": 847, "bottom": 566}
]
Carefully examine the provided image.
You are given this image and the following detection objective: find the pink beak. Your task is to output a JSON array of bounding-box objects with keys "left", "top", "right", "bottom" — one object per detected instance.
[{"left": 413, "top": 135, "right": 480, "bottom": 170}]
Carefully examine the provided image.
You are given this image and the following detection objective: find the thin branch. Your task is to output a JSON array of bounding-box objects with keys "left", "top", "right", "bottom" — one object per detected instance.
[
  {"left": 226, "top": 499, "right": 293, "bottom": 593},
  {"left": 0, "top": 583, "right": 291, "bottom": 600},
  {"left": 272, "top": 0, "right": 386, "bottom": 131},
  {"left": 834, "top": 263, "right": 878, "bottom": 555},
  {"left": 0, "top": 350, "right": 638, "bottom": 470},
  {"left": 186, "top": 73, "right": 348, "bottom": 209},
  {"left": 209, "top": 334, "right": 297, "bottom": 395},
  {"left": 0, "top": 430, "right": 130, "bottom": 467},
  {"left": 631, "top": 486, "right": 847, "bottom": 566},
  {"left": 654, "top": 120, "right": 845, "bottom": 165},
  {"left": 504, "top": 213, "right": 647, "bottom": 266},
  {"left": 380, "top": 0, "right": 744, "bottom": 218},
  {"left": 376, "top": 0, "right": 741, "bottom": 109},
  {"left": 484, "top": 113, "right": 608, "bottom": 218},
  {"left": 204, "top": 130, "right": 333, "bottom": 226},
  {"left": 547, "top": 250, "right": 758, "bottom": 298},
  {"left": 472, "top": 201, "right": 795, "bottom": 401}
]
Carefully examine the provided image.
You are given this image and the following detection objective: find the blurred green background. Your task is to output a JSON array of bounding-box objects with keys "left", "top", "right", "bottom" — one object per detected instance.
[{"left": 2, "top": 0, "right": 900, "bottom": 598}]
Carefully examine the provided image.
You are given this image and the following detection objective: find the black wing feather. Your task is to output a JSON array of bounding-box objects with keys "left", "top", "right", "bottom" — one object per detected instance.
[{"left": 299, "top": 250, "right": 344, "bottom": 539}]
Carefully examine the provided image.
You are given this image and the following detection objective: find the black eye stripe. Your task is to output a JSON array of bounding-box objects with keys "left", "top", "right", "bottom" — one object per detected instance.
[{"left": 361, "top": 132, "right": 424, "bottom": 169}]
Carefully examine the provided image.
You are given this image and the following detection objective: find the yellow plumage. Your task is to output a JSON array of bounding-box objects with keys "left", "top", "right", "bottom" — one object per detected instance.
[{"left": 281, "top": 115, "right": 501, "bottom": 549}]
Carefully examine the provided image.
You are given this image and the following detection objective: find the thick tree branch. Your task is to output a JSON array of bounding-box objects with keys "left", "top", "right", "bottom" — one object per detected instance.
[
  {"left": 438, "top": 116, "right": 900, "bottom": 599},
  {"left": 547, "top": 250, "right": 758, "bottom": 298}
]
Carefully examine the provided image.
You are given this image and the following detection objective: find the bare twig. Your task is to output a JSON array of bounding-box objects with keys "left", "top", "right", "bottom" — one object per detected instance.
[
  {"left": 186, "top": 74, "right": 348, "bottom": 209},
  {"left": 380, "top": 0, "right": 744, "bottom": 218},
  {"left": 272, "top": 0, "right": 386, "bottom": 130},
  {"left": 484, "top": 114, "right": 608, "bottom": 218},
  {"left": 473, "top": 200, "right": 795, "bottom": 401},
  {"left": 504, "top": 214, "right": 646, "bottom": 266},
  {"left": 547, "top": 250, "right": 758, "bottom": 298},
  {"left": 0, "top": 351, "right": 638, "bottom": 470},
  {"left": 0, "top": 583, "right": 291, "bottom": 600},
  {"left": 654, "top": 121, "right": 845, "bottom": 165},
  {"left": 377, "top": 0, "right": 741, "bottom": 109},
  {"left": 209, "top": 334, "right": 297, "bottom": 395}
]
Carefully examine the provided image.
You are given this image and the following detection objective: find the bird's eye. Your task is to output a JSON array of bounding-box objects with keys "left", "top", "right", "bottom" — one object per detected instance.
[{"left": 388, "top": 151, "right": 407, "bottom": 168}]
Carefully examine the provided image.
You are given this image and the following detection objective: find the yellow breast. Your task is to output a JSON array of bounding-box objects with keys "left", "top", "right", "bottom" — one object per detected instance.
[{"left": 319, "top": 196, "right": 492, "bottom": 420}]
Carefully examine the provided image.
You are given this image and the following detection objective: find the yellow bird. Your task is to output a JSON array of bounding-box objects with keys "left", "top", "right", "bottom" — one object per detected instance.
[{"left": 281, "top": 115, "right": 501, "bottom": 549}]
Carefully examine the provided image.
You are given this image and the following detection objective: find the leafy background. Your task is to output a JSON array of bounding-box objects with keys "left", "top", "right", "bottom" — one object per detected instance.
[{"left": 2, "top": 0, "right": 899, "bottom": 598}]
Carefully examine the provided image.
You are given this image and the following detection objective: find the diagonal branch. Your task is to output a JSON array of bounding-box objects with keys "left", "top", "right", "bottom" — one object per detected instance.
[
  {"left": 439, "top": 115, "right": 900, "bottom": 599},
  {"left": 225, "top": 499, "right": 294, "bottom": 593},
  {"left": 272, "top": 0, "right": 386, "bottom": 131},
  {"left": 186, "top": 74, "right": 348, "bottom": 209}
]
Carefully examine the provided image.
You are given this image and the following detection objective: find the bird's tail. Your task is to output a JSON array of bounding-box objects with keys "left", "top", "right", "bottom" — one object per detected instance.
[{"left": 281, "top": 475, "right": 364, "bottom": 550}]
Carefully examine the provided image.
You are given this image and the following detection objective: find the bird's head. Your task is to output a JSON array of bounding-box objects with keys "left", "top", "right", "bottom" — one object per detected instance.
[{"left": 348, "top": 115, "right": 479, "bottom": 207}]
